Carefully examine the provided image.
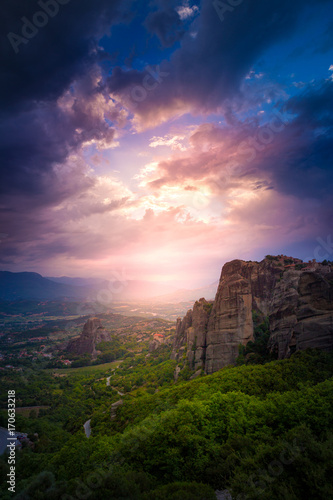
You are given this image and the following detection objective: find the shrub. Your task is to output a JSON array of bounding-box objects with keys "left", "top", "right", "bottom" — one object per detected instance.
[{"left": 142, "top": 481, "right": 216, "bottom": 499}]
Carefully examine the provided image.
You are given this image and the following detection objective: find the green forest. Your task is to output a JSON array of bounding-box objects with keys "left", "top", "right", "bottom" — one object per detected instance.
[{"left": 0, "top": 347, "right": 333, "bottom": 499}]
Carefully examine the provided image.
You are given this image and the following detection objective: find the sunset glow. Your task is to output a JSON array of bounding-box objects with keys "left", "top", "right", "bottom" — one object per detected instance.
[{"left": 1, "top": 0, "right": 333, "bottom": 286}]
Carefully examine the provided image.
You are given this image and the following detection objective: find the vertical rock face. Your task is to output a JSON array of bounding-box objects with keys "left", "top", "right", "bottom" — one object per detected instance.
[
  {"left": 67, "top": 318, "right": 111, "bottom": 357},
  {"left": 267, "top": 270, "right": 302, "bottom": 359},
  {"left": 171, "top": 309, "right": 192, "bottom": 360},
  {"left": 269, "top": 270, "right": 333, "bottom": 357},
  {"left": 172, "top": 257, "right": 333, "bottom": 374},
  {"left": 188, "top": 298, "right": 212, "bottom": 370},
  {"left": 171, "top": 298, "right": 212, "bottom": 370},
  {"left": 205, "top": 259, "right": 280, "bottom": 374}
]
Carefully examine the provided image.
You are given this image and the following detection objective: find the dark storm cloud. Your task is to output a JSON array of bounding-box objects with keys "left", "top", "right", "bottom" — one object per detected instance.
[
  {"left": 2, "top": 0, "right": 331, "bottom": 208},
  {"left": 0, "top": 0, "right": 132, "bottom": 110},
  {"left": 0, "top": 0, "right": 134, "bottom": 203},
  {"left": 269, "top": 80, "right": 333, "bottom": 199},
  {"left": 144, "top": 8, "right": 185, "bottom": 47},
  {"left": 1, "top": 0, "right": 333, "bottom": 271},
  {"left": 0, "top": 76, "right": 115, "bottom": 203},
  {"left": 109, "top": 0, "right": 332, "bottom": 120},
  {"left": 0, "top": 0, "right": 136, "bottom": 263},
  {"left": 285, "top": 80, "right": 333, "bottom": 126}
]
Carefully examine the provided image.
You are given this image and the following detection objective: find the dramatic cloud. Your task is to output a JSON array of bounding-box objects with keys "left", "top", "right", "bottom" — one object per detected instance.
[
  {"left": 108, "top": 0, "right": 332, "bottom": 129},
  {"left": 1, "top": 0, "right": 333, "bottom": 283},
  {"left": 144, "top": 8, "right": 185, "bottom": 47},
  {"left": 138, "top": 80, "right": 333, "bottom": 200},
  {"left": 1, "top": 0, "right": 133, "bottom": 109}
]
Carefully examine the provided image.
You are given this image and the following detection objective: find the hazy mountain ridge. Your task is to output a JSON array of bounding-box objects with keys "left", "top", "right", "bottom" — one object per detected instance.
[
  {"left": 0, "top": 271, "right": 199, "bottom": 302},
  {"left": 0, "top": 271, "right": 91, "bottom": 301},
  {"left": 46, "top": 276, "right": 106, "bottom": 287}
]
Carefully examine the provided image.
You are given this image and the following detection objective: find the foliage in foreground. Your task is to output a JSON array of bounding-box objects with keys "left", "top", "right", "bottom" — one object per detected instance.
[{"left": 0, "top": 350, "right": 332, "bottom": 500}]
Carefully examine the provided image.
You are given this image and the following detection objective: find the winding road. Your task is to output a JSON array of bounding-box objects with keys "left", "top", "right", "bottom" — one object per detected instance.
[
  {"left": 83, "top": 419, "right": 91, "bottom": 438},
  {"left": 83, "top": 364, "right": 124, "bottom": 439}
]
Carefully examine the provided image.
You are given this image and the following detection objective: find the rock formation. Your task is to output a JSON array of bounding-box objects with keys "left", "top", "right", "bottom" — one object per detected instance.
[
  {"left": 67, "top": 318, "right": 111, "bottom": 358},
  {"left": 148, "top": 333, "right": 172, "bottom": 352},
  {"left": 269, "top": 268, "right": 333, "bottom": 358},
  {"left": 171, "top": 298, "right": 213, "bottom": 370},
  {"left": 172, "top": 256, "right": 333, "bottom": 374}
]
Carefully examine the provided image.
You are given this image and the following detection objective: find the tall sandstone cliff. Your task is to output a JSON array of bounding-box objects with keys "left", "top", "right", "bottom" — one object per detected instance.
[
  {"left": 172, "top": 257, "right": 333, "bottom": 374},
  {"left": 171, "top": 298, "right": 213, "bottom": 371},
  {"left": 67, "top": 318, "right": 111, "bottom": 358}
]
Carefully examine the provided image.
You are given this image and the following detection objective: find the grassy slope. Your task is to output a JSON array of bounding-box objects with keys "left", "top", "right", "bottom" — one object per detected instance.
[
  {"left": 44, "top": 359, "right": 123, "bottom": 376},
  {"left": 107, "top": 350, "right": 333, "bottom": 433},
  {"left": 0, "top": 350, "right": 332, "bottom": 500}
]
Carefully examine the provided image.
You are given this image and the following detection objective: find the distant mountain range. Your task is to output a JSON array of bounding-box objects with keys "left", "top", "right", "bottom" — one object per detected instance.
[
  {"left": 46, "top": 276, "right": 106, "bottom": 287},
  {"left": 0, "top": 272, "right": 90, "bottom": 301},
  {"left": 0, "top": 271, "right": 216, "bottom": 303}
]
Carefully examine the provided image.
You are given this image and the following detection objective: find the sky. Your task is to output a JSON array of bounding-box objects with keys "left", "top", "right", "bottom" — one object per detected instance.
[{"left": 1, "top": 0, "right": 333, "bottom": 287}]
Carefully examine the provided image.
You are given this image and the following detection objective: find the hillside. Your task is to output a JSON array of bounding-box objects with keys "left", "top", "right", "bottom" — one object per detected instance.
[
  {"left": 0, "top": 255, "right": 332, "bottom": 500},
  {"left": 0, "top": 349, "right": 332, "bottom": 499},
  {"left": 0, "top": 272, "right": 179, "bottom": 302},
  {"left": 0, "top": 271, "right": 91, "bottom": 300}
]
